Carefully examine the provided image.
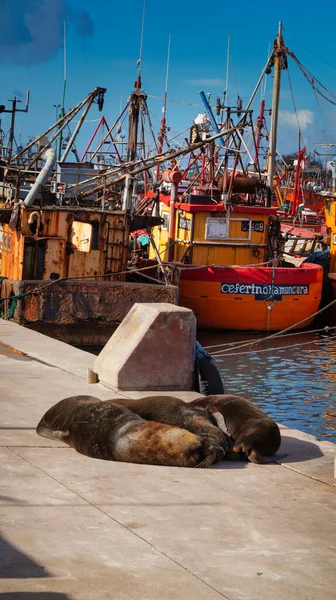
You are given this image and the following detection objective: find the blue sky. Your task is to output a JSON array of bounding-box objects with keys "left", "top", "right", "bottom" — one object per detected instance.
[{"left": 0, "top": 0, "right": 336, "bottom": 158}]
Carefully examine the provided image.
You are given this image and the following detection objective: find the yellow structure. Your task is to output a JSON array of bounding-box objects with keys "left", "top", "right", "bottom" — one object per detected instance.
[
  {"left": 324, "top": 197, "right": 336, "bottom": 273},
  {"left": 151, "top": 198, "right": 274, "bottom": 267},
  {"left": 149, "top": 193, "right": 323, "bottom": 332}
]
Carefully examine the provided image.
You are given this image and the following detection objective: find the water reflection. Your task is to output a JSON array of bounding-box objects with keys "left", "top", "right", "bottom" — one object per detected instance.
[{"left": 198, "top": 330, "right": 336, "bottom": 443}]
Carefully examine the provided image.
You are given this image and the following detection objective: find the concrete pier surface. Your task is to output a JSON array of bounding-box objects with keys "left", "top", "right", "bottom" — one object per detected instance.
[{"left": 0, "top": 320, "right": 335, "bottom": 600}]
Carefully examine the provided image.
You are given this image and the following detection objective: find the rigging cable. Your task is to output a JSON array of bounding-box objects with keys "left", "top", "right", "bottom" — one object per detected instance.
[
  {"left": 230, "top": 51, "right": 240, "bottom": 101},
  {"left": 312, "top": 84, "right": 336, "bottom": 146},
  {"left": 286, "top": 48, "right": 336, "bottom": 106},
  {"left": 204, "top": 325, "right": 336, "bottom": 351},
  {"left": 287, "top": 65, "right": 305, "bottom": 148},
  {"left": 209, "top": 333, "right": 336, "bottom": 358}
]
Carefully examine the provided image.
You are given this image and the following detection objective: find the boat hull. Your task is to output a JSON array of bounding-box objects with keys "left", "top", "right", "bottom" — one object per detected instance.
[
  {"left": 0, "top": 279, "right": 178, "bottom": 347},
  {"left": 179, "top": 264, "right": 323, "bottom": 331}
]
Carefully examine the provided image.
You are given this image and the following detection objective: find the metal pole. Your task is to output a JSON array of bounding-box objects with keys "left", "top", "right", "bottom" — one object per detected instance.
[
  {"left": 54, "top": 104, "right": 61, "bottom": 154},
  {"left": 12, "top": 96, "right": 89, "bottom": 162},
  {"left": 8, "top": 97, "right": 18, "bottom": 161},
  {"left": 25, "top": 107, "right": 85, "bottom": 170},
  {"left": 60, "top": 96, "right": 94, "bottom": 162},
  {"left": 155, "top": 34, "right": 171, "bottom": 182},
  {"left": 245, "top": 52, "right": 274, "bottom": 112},
  {"left": 168, "top": 181, "right": 177, "bottom": 262},
  {"left": 267, "top": 22, "right": 283, "bottom": 189},
  {"left": 199, "top": 90, "right": 226, "bottom": 148},
  {"left": 89, "top": 102, "right": 130, "bottom": 162}
]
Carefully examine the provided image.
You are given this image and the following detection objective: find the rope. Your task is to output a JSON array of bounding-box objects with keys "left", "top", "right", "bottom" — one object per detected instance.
[
  {"left": 0, "top": 263, "right": 170, "bottom": 308},
  {"left": 175, "top": 259, "right": 275, "bottom": 270},
  {"left": 312, "top": 84, "right": 336, "bottom": 146},
  {"left": 147, "top": 94, "right": 202, "bottom": 108},
  {"left": 207, "top": 296, "right": 336, "bottom": 357},
  {"left": 287, "top": 48, "right": 336, "bottom": 106},
  {"left": 286, "top": 32, "right": 336, "bottom": 71},
  {"left": 205, "top": 324, "right": 336, "bottom": 351},
  {"left": 230, "top": 52, "right": 240, "bottom": 100},
  {"left": 0, "top": 257, "right": 281, "bottom": 309},
  {"left": 212, "top": 331, "right": 336, "bottom": 358},
  {"left": 287, "top": 65, "right": 305, "bottom": 148}
]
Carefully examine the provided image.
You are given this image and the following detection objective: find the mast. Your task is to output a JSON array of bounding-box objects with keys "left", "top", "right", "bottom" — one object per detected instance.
[
  {"left": 127, "top": 0, "right": 146, "bottom": 163},
  {"left": 58, "top": 21, "right": 67, "bottom": 161},
  {"left": 223, "top": 35, "right": 230, "bottom": 124},
  {"left": 155, "top": 34, "right": 171, "bottom": 182},
  {"left": 267, "top": 21, "right": 286, "bottom": 190}
]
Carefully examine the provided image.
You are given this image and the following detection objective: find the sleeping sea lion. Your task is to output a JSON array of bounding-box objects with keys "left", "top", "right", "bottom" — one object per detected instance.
[
  {"left": 191, "top": 394, "right": 281, "bottom": 464},
  {"left": 36, "top": 395, "right": 219, "bottom": 468},
  {"left": 109, "top": 395, "right": 232, "bottom": 462}
]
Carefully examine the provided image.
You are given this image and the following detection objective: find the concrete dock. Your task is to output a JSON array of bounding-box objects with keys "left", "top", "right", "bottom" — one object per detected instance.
[{"left": 0, "top": 320, "right": 335, "bottom": 600}]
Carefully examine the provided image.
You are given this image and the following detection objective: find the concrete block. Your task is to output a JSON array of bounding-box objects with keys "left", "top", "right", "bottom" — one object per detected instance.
[{"left": 94, "top": 303, "right": 196, "bottom": 391}]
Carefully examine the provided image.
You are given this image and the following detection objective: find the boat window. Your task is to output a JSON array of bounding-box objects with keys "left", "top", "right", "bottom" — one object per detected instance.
[
  {"left": 205, "top": 217, "right": 229, "bottom": 240},
  {"left": 295, "top": 239, "right": 306, "bottom": 254},
  {"left": 305, "top": 240, "right": 314, "bottom": 254},
  {"left": 91, "top": 222, "right": 99, "bottom": 250},
  {"left": 162, "top": 213, "right": 169, "bottom": 231},
  {"left": 284, "top": 240, "right": 295, "bottom": 253}
]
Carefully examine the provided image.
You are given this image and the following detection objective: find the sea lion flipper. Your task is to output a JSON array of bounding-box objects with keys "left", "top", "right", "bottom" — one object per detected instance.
[
  {"left": 36, "top": 420, "right": 57, "bottom": 441},
  {"left": 52, "top": 430, "right": 71, "bottom": 444},
  {"left": 195, "top": 452, "right": 217, "bottom": 468}
]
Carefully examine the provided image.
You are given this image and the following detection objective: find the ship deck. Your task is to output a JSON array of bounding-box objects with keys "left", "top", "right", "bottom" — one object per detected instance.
[{"left": 0, "top": 321, "right": 335, "bottom": 600}]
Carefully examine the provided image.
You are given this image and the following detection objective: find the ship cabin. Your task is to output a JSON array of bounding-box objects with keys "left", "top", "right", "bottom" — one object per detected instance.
[
  {"left": 150, "top": 186, "right": 278, "bottom": 268},
  {"left": 0, "top": 205, "right": 129, "bottom": 282}
]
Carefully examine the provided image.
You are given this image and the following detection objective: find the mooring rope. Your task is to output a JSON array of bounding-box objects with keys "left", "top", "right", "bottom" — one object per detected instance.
[
  {"left": 210, "top": 330, "right": 336, "bottom": 359},
  {"left": 205, "top": 299, "right": 336, "bottom": 357},
  {"left": 205, "top": 324, "right": 336, "bottom": 351}
]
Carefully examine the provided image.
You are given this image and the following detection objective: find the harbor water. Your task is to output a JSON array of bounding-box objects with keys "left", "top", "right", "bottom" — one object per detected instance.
[{"left": 198, "top": 329, "right": 336, "bottom": 443}]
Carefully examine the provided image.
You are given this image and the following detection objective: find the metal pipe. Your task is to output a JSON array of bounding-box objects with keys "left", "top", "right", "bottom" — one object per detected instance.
[
  {"left": 23, "top": 148, "right": 56, "bottom": 207},
  {"left": 25, "top": 108, "right": 85, "bottom": 171},
  {"left": 122, "top": 174, "right": 135, "bottom": 212},
  {"left": 198, "top": 91, "right": 226, "bottom": 148},
  {"left": 60, "top": 96, "right": 95, "bottom": 162}
]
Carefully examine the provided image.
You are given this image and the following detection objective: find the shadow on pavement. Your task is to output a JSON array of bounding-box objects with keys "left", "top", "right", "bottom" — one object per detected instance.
[
  {"left": 0, "top": 595, "right": 71, "bottom": 599},
  {"left": 0, "top": 535, "right": 51, "bottom": 579},
  {"left": 276, "top": 434, "right": 324, "bottom": 463}
]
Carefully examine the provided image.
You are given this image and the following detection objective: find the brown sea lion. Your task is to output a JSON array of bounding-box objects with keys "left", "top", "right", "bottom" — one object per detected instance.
[
  {"left": 36, "top": 395, "right": 218, "bottom": 468},
  {"left": 109, "top": 395, "right": 232, "bottom": 462},
  {"left": 191, "top": 394, "right": 281, "bottom": 464}
]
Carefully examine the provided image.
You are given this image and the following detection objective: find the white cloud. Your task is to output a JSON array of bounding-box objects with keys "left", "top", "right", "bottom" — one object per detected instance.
[
  {"left": 278, "top": 109, "right": 314, "bottom": 131},
  {"left": 184, "top": 78, "right": 225, "bottom": 87}
]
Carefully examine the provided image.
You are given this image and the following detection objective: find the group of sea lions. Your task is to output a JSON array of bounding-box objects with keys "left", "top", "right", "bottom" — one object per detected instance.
[{"left": 36, "top": 394, "right": 281, "bottom": 468}]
